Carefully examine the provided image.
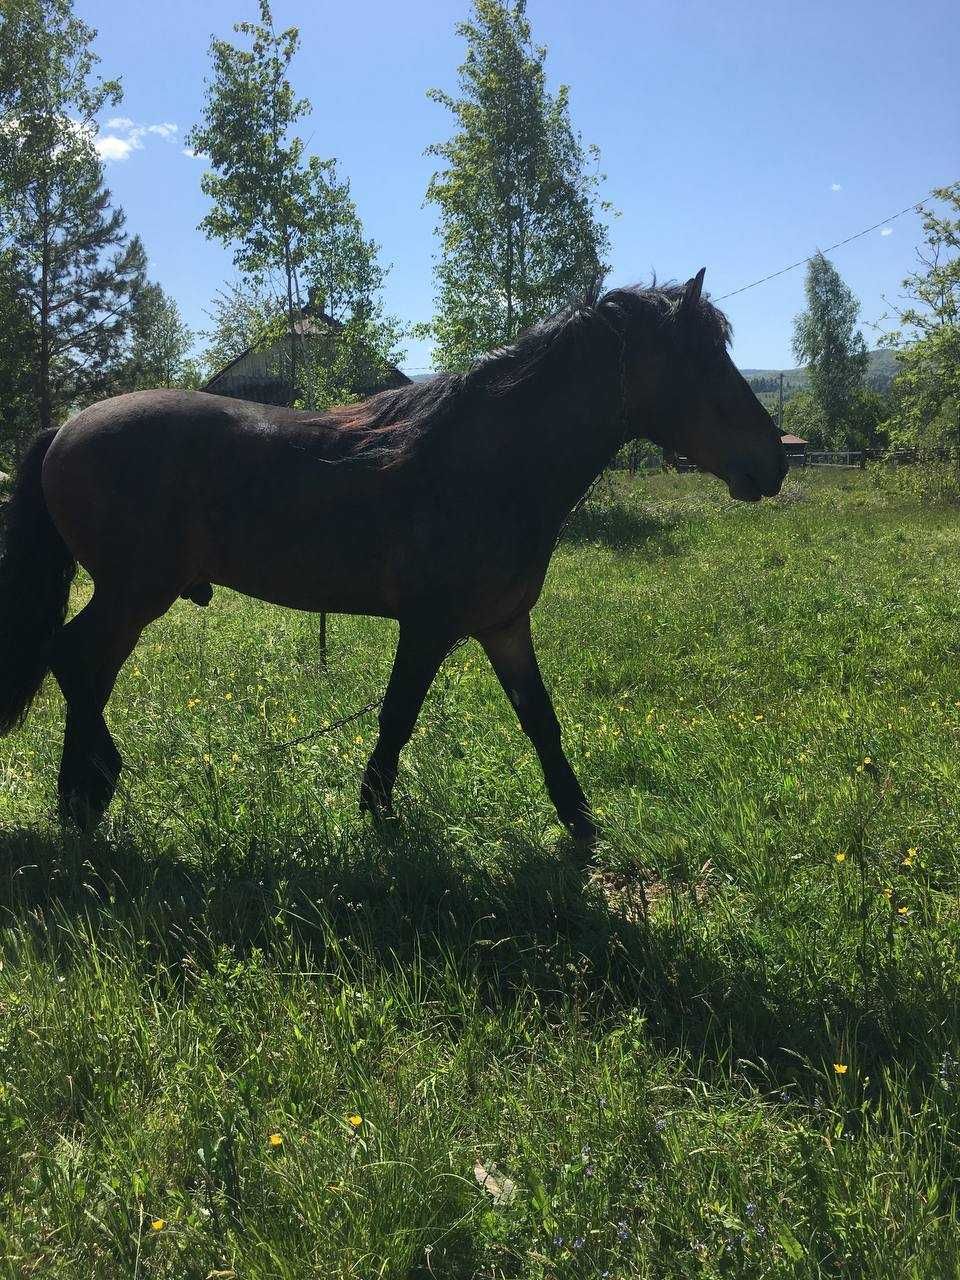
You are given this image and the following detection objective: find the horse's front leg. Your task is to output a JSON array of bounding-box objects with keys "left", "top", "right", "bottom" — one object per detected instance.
[
  {"left": 479, "top": 613, "right": 597, "bottom": 849},
  {"left": 360, "top": 623, "right": 459, "bottom": 817}
]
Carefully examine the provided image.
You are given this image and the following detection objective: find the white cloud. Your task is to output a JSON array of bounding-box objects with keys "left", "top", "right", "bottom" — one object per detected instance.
[
  {"left": 94, "top": 117, "right": 179, "bottom": 162},
  {"left": 880, "top": 227, "right": 893, "bottom": 236},
  {"left": 95, "top": 133, "right": 140, "bottom": 161},
  {"left": 181, "top": 146, "right": 207, "bottom": 160},
  {"left": 830, "top": 182, "right": 842, "bottom": 191},
  {"left": 68, "top": 117, "right": 95, "bottom": 141}
]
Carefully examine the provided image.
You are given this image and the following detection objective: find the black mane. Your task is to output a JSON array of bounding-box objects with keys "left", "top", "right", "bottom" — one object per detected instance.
[{"left": 331, "top": 281, "right": 733, "bottom": 466}]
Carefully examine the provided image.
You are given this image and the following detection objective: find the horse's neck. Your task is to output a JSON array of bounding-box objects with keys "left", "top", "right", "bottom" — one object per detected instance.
[{"left": 519, "top": 378, "right": 624, "bottom": 529}]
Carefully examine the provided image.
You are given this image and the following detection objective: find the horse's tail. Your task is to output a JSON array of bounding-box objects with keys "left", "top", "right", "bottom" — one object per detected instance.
[{"left": 0, "top": 428, "right": 76, "bottom": 735}]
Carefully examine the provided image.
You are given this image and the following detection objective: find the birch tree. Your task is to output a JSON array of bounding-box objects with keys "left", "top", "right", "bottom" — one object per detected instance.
[{"left": 424, "top": 0, "right": 612, "bottom": 370}]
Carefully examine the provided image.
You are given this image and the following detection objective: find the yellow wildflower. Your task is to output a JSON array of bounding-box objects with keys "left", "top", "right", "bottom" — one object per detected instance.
[
  {"left": 833, "top": 1063, "right": 848, "bottom": 1075},
  {"left": 348, "top": 1114, "right": 362, "bottom": 1128},
  {"left": 902, "top": 848, "right": 917, "bottom": 867},
  {"left": 150, "top": 1218, "right": 165, "bottom": 1231},
  {"left": 835, "top": 852, "right": 846, "bottom": 863},
  {"left": 268, "top": 1133, "right": 283, "bottom": 1147}
]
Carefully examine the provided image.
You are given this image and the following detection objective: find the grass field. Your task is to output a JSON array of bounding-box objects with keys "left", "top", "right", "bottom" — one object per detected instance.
[{"left": 2, "top": 468, "right": 960, "bottom": 1278}]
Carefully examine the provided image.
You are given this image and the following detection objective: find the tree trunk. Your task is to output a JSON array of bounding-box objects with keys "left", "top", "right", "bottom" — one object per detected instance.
[
  {"left": 505, "top": 215, "right": 514, "bottom": 342},
  {"left": 38, "top": 211, "right": 51, "bottom": 433},
  {"left": 503, "top": 138, "right": 514, "bottom": 343},
  {"left": 283, "top": 235, "right": 298, "bottom": 404},
  {"left": 516, "top": 204, "right": 528, "bottom": 334}
]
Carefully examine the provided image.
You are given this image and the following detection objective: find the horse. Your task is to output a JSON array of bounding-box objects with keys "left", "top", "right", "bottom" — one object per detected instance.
[{"left": 0, "top": 271, "right": 786, "bottom": 843}]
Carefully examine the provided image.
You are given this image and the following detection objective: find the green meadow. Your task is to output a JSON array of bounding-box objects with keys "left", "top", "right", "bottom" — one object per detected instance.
[{"left": 2, "top": 468, "right": 960, "bottom": 1278}]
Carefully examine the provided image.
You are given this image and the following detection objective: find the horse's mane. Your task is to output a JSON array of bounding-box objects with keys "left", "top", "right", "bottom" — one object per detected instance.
[{"left": 325, "top": 280, "right": 733, "bottom": 468}]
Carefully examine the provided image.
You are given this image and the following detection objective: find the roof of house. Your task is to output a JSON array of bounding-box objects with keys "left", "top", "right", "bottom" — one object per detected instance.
[
  {"left": 202, "top": 308, "right": 409, "bottom": 393},
  {"left": 780, "top": 434, "right": 808, "bottom": 446}
]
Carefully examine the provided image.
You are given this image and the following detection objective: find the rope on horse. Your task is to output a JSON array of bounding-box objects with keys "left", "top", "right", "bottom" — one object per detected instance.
[
  {"left": 261, "top": 635, "right": 471, "bottom": 754},
  {"left": 262, "top": 695, "right": 385, "bottom": 753}
]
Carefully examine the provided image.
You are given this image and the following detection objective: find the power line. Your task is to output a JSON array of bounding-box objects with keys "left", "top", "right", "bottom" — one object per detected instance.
[
  {"left": 401, "top": 184, "right": 952, "bottom": 373},
  {"left": 714, "top": 186, "right": 950, "bottom": 302}
]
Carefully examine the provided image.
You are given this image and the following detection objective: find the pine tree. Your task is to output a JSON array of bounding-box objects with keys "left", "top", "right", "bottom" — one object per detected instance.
[
  {"left": 0, "top": 0, "right": 146, "bottom": 431},
  {"left": 792, "top": 253, "right": 868, "bottom": 449},
  {"left": 115, "top": 282, "right": 194, "bottom": 390},
  {"left": 0, "top": 249, "right": 34, "bottom": 458},
  {"left": 424, "top": 0, "right": 612, "bottom": 370}
]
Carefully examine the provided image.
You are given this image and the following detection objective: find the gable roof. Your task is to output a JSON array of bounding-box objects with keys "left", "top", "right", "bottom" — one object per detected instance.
[{"left": 201, "top": 308, "right": 409, "bottom": 394}]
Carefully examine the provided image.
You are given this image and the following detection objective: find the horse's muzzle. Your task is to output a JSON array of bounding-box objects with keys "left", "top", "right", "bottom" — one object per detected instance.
[{"left": 726, "top": 455, "right": 787, "bottom": 502}]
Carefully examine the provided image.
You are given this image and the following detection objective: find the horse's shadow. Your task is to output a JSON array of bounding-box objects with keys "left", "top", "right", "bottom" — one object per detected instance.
[{"left": 0, "top": 818, "right": 949, "bottom": 1099}]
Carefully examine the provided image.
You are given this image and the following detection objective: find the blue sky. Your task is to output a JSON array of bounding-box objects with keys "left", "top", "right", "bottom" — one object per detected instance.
[{"left": 77, "top": 0, "right": 958, "bottom": 373}]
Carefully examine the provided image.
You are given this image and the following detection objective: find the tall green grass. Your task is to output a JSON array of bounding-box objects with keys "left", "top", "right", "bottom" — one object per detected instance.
[{"left": 1, "top": 469, "right": 959, "bottom": 1277}]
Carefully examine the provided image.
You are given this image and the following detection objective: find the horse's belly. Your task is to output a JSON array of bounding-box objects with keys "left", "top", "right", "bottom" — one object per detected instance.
[{"left": 213, "top": 565, "right": 401, "bottom": 619}]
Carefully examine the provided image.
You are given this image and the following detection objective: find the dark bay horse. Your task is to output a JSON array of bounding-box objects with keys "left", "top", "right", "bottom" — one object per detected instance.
[{"left": 0, "top": 272, "right": 786, "bottom": 841}]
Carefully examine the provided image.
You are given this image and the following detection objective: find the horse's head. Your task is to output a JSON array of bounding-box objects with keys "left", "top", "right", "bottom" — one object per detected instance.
[{"left": 619, "top": 271, "right": 787, "bottom": 501}]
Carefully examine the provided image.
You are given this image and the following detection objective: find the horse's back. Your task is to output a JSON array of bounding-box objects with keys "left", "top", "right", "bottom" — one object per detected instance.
[
  {"left": 42, "top": 391, "right": 263, "bottom": 588},
  {"left": 47, "top": 389, "right": 259, "bottom": 463},
  {"left": 39, "top": 389, "right": 412, "bottom": 611},
  {"left": 37, "top": 388, "right": 538, "bottom": 626}
]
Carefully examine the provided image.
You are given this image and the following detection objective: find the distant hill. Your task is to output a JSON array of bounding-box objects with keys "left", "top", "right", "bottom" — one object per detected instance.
[
  {"left": 741, "top": 349, "right": 899, "bottom": 399},
  {"left": 405, "top": 351, "right": 900, "bottom": 398}
]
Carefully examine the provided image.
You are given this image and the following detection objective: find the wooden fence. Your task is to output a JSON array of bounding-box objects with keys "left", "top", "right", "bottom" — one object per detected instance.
[
  {"left": 613, "top": 452, "right": 867, "bottom": 475},
  {"left": 613, "top": 448, "right": 931, "bottom": 477},
  {"left": 803, "top": 451, "right": 864, "bottom": 468}
]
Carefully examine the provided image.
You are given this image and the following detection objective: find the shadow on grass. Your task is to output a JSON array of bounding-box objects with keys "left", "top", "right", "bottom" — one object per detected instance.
[
  {"left": 0, "top": 818, "right": 953, "bottom": 1102},
  {"left": 561, "top": 499, "right": 682, "bottom": 557}
]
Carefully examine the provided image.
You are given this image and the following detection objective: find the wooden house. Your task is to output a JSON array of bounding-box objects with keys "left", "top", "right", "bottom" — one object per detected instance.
[
  {"left": 780, "top": 433, "right": 808, "bottom": 466},
  {"left": 202, "top": 310, "right": 409, "bottom": 407}
]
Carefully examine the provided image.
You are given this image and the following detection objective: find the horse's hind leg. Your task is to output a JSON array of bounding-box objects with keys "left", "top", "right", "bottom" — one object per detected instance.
[
  {"left": 479, "top": 613, "right": 597, "bottom": 849},
  {"left": 51, "top": 586, "right": 168, "bottom": 827},
  {"left": 360, "top": 624, "right": 458, "bottom": 816}
]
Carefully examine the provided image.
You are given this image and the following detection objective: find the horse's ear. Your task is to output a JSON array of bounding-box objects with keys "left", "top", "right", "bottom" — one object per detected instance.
[{"left": 680, "top": 268, "right": 706, "bottom": 314}]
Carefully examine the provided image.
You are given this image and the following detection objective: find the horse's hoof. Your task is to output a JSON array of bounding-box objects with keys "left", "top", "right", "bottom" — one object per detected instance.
[
  {"left": 568, "top": 815, "right": 598, "bottom": 855},
  {"left": 359, "top": 757, "right": 397, "bottom": 819},
  {"left": 58, "top": 791, "right": 105, "bottom": 831},
  {"left": 359, "top": 781, "right": 392, "bottom": 819}
]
